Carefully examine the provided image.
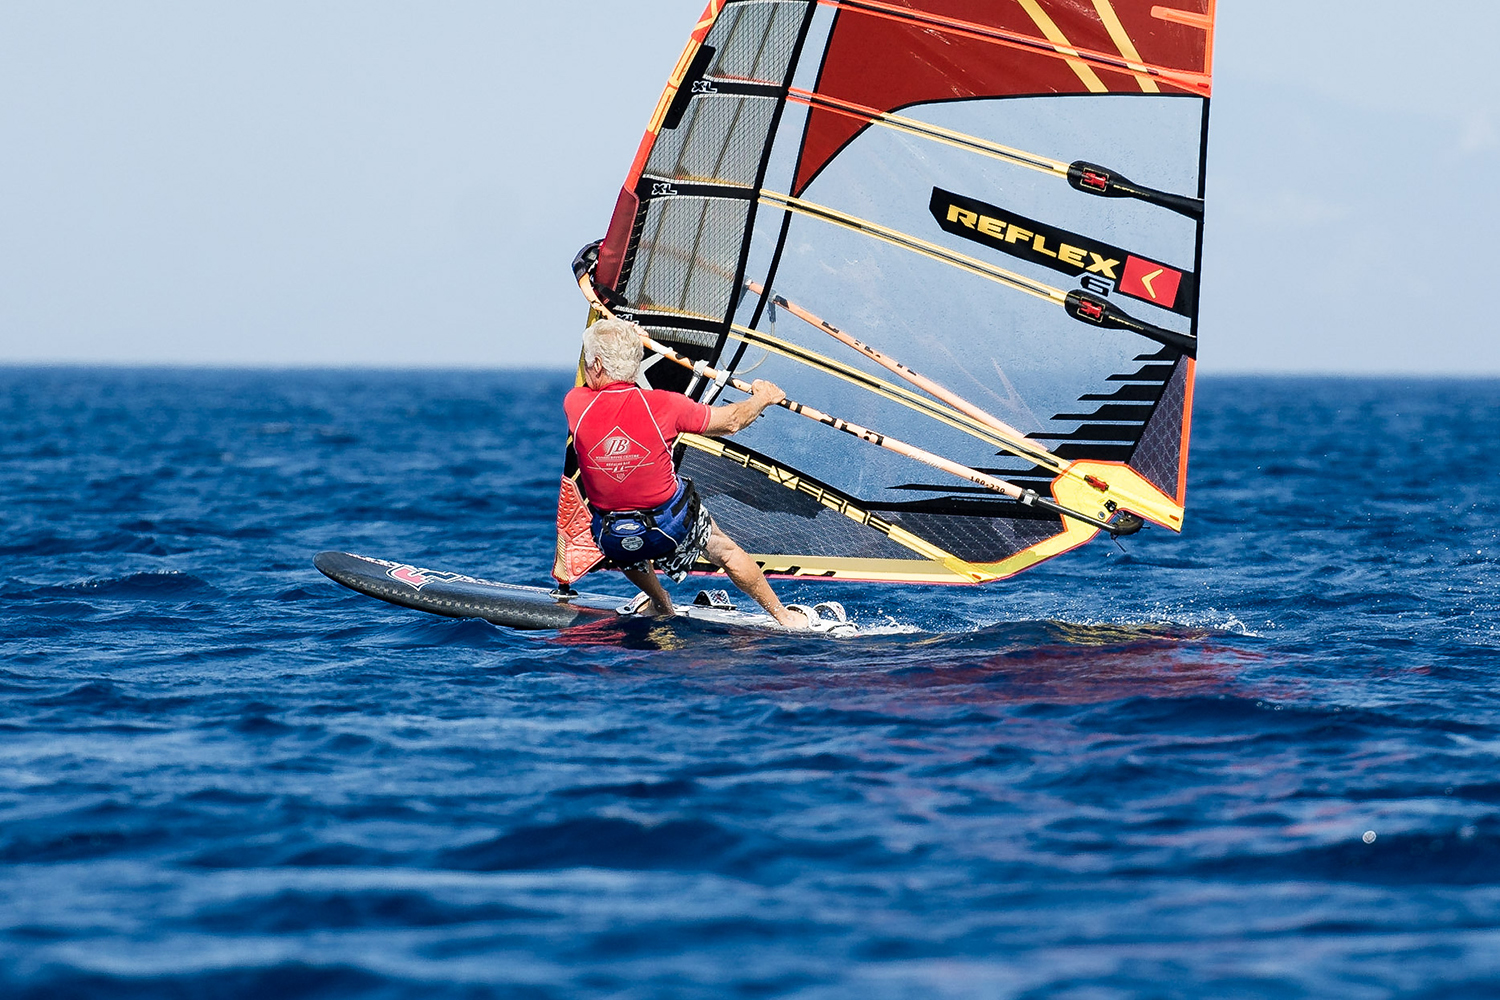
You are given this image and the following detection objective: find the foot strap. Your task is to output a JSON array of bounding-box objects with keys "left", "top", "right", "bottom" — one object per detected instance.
[
  {"left": 615, "top": 592, "right": 654, "bottom": 616},
  {"left": 786, "top": 603, "right": 858, "bottom": 636}
]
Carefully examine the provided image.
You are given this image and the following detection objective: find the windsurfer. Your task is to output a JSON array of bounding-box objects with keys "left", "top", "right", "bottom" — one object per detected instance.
[{"left": 564, "top": 318, "right": 810, "bottom": 629}]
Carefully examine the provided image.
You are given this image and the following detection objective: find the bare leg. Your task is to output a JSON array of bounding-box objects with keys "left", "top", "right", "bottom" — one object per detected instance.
[
  {"left": 621, "top": 565, "right": 674, "bottom": 616},
  {"left": 702, "top": 520, "right": 809, "bottom": 629}
]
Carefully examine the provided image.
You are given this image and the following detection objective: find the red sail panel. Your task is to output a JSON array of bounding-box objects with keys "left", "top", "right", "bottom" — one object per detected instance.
[{"left": 794, "top": 0, "right": 1212, "bottom": 194}]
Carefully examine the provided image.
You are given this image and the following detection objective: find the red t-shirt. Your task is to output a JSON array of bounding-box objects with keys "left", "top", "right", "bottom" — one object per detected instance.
[{"left": 564, "top": 381, "right": 712, "bottom": 511}]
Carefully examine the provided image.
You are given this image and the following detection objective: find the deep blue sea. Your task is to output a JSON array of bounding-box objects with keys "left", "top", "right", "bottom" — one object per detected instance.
[{"left": 4, "top": 368, "right": 1500, "bottom": 999}]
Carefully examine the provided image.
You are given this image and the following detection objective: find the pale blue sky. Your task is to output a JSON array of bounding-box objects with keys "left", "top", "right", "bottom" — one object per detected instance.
[{"left": 1, "top": 1, "right": 1495, "bottom": 372}]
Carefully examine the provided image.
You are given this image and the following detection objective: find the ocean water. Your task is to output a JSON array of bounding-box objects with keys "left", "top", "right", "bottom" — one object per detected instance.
[{"left": 3, "top": 367, "right": 1500, "bottom": 999}]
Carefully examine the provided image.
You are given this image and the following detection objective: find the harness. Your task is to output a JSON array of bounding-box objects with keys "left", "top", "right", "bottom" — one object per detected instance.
[{"left": 589, "top": 477, "right": 702, "bottom": 566}]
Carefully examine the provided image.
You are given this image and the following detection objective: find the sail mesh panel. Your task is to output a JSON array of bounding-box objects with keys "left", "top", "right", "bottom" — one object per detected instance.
[
  {"left": 681, "top": 448, "right": 916, "bottom": 560},
  {"left": 643, "top": 324, "right": 719, "bottom": 349},
  {"left": 644, "top": 95, "right": 778, "bottom": 188},
  {"left": 1128, "top": 361, "right": 1188, "bottom": 498},
  {"left": 626, "top": 197, "right": 751, "bottom": 320},
  {"left": 706, "top": 1, "right": 808, "bottom": 85},
  {"left": 879, "top": 510, "right": 1061, "bottom": 565}
]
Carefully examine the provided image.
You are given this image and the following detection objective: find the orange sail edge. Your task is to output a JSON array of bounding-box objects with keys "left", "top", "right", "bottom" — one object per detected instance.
[
  {"left": 1176, "top": 358, "right": 1197, "bottom": 509},
  {"left": 627, "top": 0, "right": 731, "bottom": 185},
  {"left": 1151, "top": 2, "right": 1216, "bottom": 82},
  {"left": 552, "top": 476, "right": 604, "bottom": 586}
]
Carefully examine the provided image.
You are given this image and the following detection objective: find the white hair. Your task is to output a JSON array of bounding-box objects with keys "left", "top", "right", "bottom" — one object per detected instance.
[{"left": 582, "top": 318, "right": 645, "bottom": 383}]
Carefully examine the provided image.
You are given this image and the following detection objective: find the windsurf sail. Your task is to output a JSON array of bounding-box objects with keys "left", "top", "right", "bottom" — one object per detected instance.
[{"left": 555, "top": 0, "right": 1215, "bottom": 586}]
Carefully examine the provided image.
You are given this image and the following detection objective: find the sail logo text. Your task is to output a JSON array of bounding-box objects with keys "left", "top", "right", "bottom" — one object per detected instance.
[
  {"left": 944, "top": 205, "right": 1119, "bottom": 279},
  {"left": 929, "top": 187, "right": 1197, "bottom": 317}
]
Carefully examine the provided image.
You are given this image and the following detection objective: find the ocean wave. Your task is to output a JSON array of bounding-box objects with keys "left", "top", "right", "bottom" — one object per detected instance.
[
  {"left": 0, "top": 532, "right": 176, "bottom": 558},
  {"left": 17, "top": 572, "right": 222, "bottom": 600}
]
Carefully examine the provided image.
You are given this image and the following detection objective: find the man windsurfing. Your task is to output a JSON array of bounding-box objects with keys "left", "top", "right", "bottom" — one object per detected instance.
[{"left": 564, "top": 318, "right": 811, "bottom": 630}]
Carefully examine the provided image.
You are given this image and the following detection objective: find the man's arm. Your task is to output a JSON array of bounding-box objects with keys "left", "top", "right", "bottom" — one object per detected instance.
[{"left": 702, "top": 380, "right": 785, "bottom": 437}]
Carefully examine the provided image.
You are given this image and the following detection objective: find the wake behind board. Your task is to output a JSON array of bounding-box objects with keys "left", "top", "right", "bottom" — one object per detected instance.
[{"left": 313, "top": 552, "right": 856, "bottom": 634}]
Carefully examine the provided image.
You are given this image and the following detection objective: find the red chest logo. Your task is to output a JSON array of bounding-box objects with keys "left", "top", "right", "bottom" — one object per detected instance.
[{"left": 585, "top": 425, "right": 653, "bottom": 482}]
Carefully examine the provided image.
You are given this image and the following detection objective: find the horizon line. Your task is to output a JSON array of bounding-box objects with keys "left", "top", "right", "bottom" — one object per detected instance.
[{"left": 1, "top": 361, "right": 1498, "bottom": 380}]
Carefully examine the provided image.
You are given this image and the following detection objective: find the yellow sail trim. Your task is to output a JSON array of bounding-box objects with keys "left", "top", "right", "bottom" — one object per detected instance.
[
  {"left": 1016, "top": 0, "right": 1109, "bottom": 93},
  {"left": 1091, "top": 0, "right": 1161, "bottom": 93}
]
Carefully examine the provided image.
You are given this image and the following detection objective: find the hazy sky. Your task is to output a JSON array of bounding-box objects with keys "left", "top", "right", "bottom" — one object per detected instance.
[{"left": 2, "top": 1, "right": 1495, "bottom": 373}]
